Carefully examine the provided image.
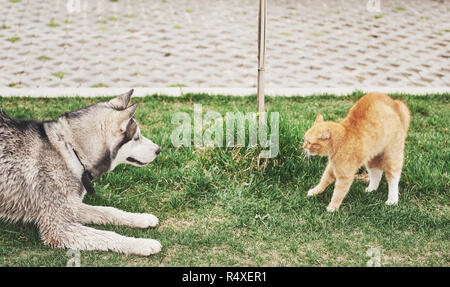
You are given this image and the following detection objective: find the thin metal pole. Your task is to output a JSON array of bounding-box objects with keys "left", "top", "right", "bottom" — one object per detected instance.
[{"left": 257, "top": 0, "right": 267, "bottom": 115}]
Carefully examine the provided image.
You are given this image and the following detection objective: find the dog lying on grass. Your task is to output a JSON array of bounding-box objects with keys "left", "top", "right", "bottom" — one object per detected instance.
[{"left": 0, "top": 90, "right": 162, "bottom": 256}]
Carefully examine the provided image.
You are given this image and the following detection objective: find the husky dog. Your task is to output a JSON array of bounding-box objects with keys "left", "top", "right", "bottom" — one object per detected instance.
[{"left": 0, "top": 90, "right": 162, "bottom": 256}]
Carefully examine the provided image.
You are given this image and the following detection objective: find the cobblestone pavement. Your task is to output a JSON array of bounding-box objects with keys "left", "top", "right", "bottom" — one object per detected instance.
[{"left": 0, "top": 0, "right": 449, "bottom": 89}]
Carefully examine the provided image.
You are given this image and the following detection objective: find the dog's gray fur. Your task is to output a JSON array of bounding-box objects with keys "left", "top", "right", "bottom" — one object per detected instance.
[{"left": 0, "top": 90, "right": 163, "bottom": 256}]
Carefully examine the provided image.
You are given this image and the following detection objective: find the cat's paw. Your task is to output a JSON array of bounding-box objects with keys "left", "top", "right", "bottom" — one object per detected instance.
[
  {"left": 307, "top": 188, "right": 320, "bottom": 197},
  {"left": 385, "top": 199, "right": 398, "bottom": 206},
  {"left": 326, "top": 205, "right": 339, "bottom": 212},
  {"left": 365, "top": 186, "right": 376, "bottom": 193}
]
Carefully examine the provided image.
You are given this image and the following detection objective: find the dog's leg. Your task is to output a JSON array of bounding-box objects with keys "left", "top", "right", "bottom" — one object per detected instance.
[
  {"left": 77, "top": 203, "right": 159, "bottom": 228},
  {"left": 38, "top": 204, "right": 161, "bottom": 256},
  {"left": 39, "top": 220, "right": 161, "bottom": 256}
]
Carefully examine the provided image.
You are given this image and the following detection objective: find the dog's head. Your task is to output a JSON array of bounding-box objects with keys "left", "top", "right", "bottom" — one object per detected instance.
[
  {"left": 107, "top": 90, "right": 161, "bottom": 169},
  {"left": 63, "top": 89, "right": 160, "bottom": 178}
]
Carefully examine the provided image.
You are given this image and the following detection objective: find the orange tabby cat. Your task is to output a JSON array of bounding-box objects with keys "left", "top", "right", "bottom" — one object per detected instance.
[{"left": 303, "top": 92, "right": 410, "bottom": 212}]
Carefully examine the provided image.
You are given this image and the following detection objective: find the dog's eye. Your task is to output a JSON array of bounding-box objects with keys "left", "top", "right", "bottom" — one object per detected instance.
[{"left": 134, "top": 136, "right": 139, "bottom": 141}]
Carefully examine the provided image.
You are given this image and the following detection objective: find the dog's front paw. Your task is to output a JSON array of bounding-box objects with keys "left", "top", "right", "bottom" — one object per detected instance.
[
  {"left": 137, "top": 239, "right": 162, "bottom": 256},
  {"left": 124, "top": 239, "right": 162, "bottom": 256},
  {"left": 133, "top": 213, "right": 159, "bottom": 228}
]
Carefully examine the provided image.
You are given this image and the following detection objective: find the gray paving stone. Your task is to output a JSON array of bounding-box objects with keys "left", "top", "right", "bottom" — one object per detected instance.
[{"left": 0, "top": 0, "right": 448, "bottom": 89}]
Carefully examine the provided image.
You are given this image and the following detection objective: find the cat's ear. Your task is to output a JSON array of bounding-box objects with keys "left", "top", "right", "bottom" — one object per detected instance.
[
  {"left": 320, "top": 130, "right": 330, "bottom": 140},
  {"left": 315, "top": 114, "right": 324, "bottom": 123}
]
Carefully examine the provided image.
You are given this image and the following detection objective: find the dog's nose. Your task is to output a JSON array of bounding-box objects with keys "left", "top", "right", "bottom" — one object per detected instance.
[{"left": 155, "top": 147, "right": 161, "bottom": 155}]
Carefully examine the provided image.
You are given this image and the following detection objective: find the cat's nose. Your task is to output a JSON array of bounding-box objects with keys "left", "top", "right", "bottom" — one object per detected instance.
[{"left": 155, "top": 147, "right": 161, "bottom": 155}]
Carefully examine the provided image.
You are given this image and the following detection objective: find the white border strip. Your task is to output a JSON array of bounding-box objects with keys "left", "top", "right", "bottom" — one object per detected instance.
[{"left": 0, "top": 87, "right": 448, "bottom": 97}]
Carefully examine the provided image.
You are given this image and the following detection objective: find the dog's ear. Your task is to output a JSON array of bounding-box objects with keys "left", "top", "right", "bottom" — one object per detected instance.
[
  {"left": 124, "top": 102, "right": 138, "bottom": 118},
  {"left": 118, "top": 103, "right": 139, "bottom": 131},
  {"left": 119, "top": 102, "right": 138, "bottom": 121},
  {"left": 109, "top": 89, "right": 134, "bottom": 109}
]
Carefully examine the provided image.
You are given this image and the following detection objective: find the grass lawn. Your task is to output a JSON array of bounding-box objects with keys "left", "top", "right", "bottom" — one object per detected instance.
[{"left": 0, "top": 92, "right": 448, "bottom": 266}]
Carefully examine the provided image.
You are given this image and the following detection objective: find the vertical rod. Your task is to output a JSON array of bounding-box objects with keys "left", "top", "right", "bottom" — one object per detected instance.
[{"left": 257, "top": 0, "right": 267, "bottom": 115}]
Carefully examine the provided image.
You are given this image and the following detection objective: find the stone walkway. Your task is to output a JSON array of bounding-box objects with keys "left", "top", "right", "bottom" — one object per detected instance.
[{"left": 0, "top": 0, "right": 449, "bottom": 90}]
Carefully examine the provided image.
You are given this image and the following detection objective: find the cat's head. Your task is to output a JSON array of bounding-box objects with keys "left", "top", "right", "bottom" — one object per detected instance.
[{"left": 302, "top": 114, "right": 333, "bottom": 156}]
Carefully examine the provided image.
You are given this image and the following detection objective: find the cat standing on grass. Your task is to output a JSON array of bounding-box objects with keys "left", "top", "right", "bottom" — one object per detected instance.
[{"left": 303, "top": 93, "right": 410, "bottom": 212}]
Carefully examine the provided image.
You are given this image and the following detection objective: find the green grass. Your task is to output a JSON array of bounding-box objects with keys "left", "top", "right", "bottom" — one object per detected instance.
[
  {"left": 91, "top": 83, "right": 109, "bottom": 88},
  {"left": 37, "top": 55, "right": 51, "bottom": 62},
  {"left": 7, "top": 82, "right": 21, "bottom": 88},
  {"left": 6, "top": 36, "right": 20, "bottom": 43},
  {"left": 0, "top": 93, "right": 448, "bottom": 266},
  {"left": 47, "top": 18, "right": 60, "bottom": 28},
  {"left": 51, "top": 72, "right": 65, "bottom": 80}
]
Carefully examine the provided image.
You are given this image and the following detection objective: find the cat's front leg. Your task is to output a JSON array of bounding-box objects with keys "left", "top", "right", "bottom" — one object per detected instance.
[
  {"left": 327, "top": 176, "right": 353, "bottom": 212},
  {"left": 307, "top": 163, "right": 335, "bottom": 197},
  {"left": 307, "top": 186, "right": 322, "bottom": 197}
]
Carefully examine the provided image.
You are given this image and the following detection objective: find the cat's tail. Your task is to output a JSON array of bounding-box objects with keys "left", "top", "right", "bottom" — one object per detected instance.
[{"left": 394, "top": 100, "right": 410, "bottom": 131}]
